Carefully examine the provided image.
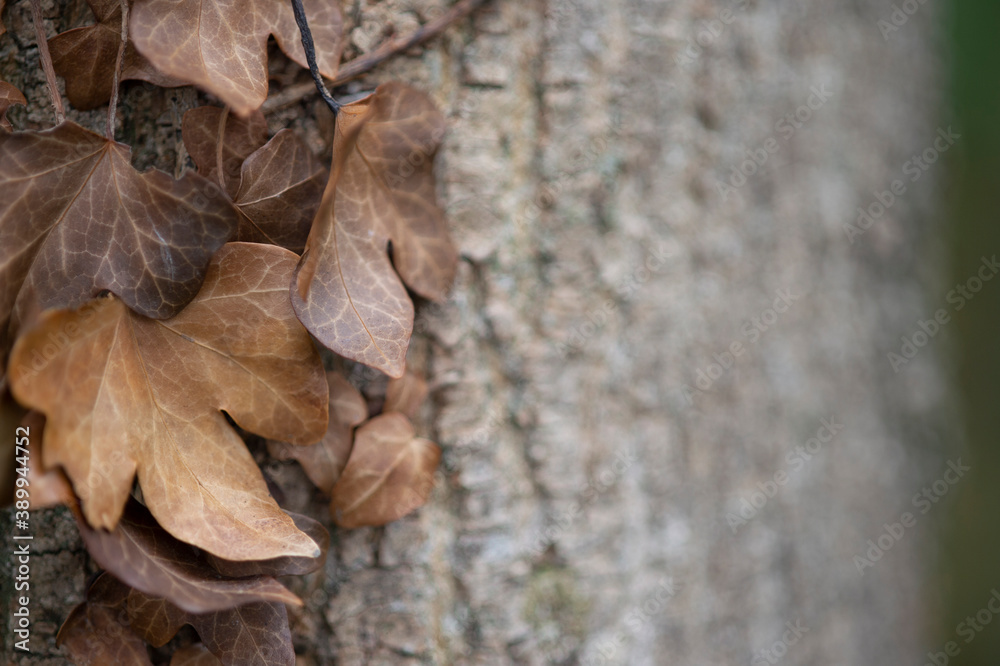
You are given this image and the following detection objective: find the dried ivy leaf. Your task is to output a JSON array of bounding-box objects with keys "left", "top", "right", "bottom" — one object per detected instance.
[
  {"left": 232, "top": 130, "right": 328, "bottom": 253},
  {"left": 0, "top": 121, "right": 237, "bottom": 345},
  {"left": 205, "top": 510, "right": 329, "bottom": 578},
  {"left": 267, "top": 372, "right": 366, "bottom": 493},
  {"left": 57, "top": 599, "right": 153, "bottom": 666},
  {"left": 8, "top": 243, "right": 328, "bottom": 561},
  {"left": 22, "top": 414, "right": 77, "bottom": 511},
  {"left": 172, "top": 644, "right": 223, "bottom": 666},
  {"left": 88, "top": 570, "right": 133, "bottom": 608},
  {"left": 125, "top": 587, "right": 190, "bottom": 648},
  {"left": 385, "top": 369, "right": 429, "bottom": 419},
  {"left": 126, "top": 588, "right": 294, "bottom": 666},
  {"left": 130, "top": 0, "right": 342, "bottom": 114},
  {"left": 26, "top": 464, "right": 73, "bottom": 510},
  {"left": 82, "top": 573, "right": 184, "bottom": 648},
  {"left": 292, "top": 83, "right": 457, "bottom": 377},
  {"left": 182, "top": 107, "right": 328, "bottom": 252},
  {"left": 74, "top": 497, "right": 302, "bottom": 614},
  {"left": 0, "top": 80, "right": 26, "bottom": 131},
  {"left": 330, "top": 412, "right": 441, "bottom": 529},
  {"left": 190, "top": 600, "right": 295, "bottom": 666},
  {"left": 48, "top": 0, "right": 183, "bottom": 110},
  {"left": 182, "top": 107, "right": 269, "bottom": 198},
  {"left": 340, "top": 83, "right": 458, "bottom": 302}
]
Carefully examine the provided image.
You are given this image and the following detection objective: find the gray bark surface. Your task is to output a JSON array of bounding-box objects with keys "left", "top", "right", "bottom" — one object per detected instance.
[{"left": 2, "top": 0, "right": 947, "bottom": 664}]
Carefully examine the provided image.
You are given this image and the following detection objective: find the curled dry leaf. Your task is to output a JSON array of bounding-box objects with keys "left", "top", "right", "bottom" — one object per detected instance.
[
  {"left": 385, "top": 369, "right": 429, "bottom": 419},
  {"left": 0, "top": 121, "right": 237, "bottom": 346},
  {"left": 292, "top": 82, "right": 457, "bottom": 377},
  {"left": 330, "top": 412, "right": 441, "bottom": 529},
  {"left": 268, "top": 372, "right": 367, "bottom": 493},
  {"left": 172, "top": 644, "right": 223, "bottom": 666},
  {"left": 182, "top": 106, "right": 328, "bottom": 252},
  {"left": 130, "top": 0, "right": 343, "bottom": 114},
  {"left": 73, "top": 496, "right": 303, "bottom": 614},
  {"left": 0, "top": 80, "right": 26, "bottom": 131},
  {"left": 8, "top": 243, "right": 328, "bottom": 561},
  {"left": 48, "top": 0, "right": 183, "bottom": 110}
]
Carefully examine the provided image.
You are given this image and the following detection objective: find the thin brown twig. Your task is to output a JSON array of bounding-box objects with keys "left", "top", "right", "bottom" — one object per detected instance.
[
  {"left": 215, "top": 105, "right": 229, "bottom": 192},
  {"left": 333, "top": 0, "right": 489, "bottom": 84},
  {"left": 264, "top": 0, "right": 489, "bottom": 113},
  {"left": 29, "top": 0, "right": 65, "bottom": 124},
  {"left": 107, "top": 0, "right": 129, "bottom": 140}
]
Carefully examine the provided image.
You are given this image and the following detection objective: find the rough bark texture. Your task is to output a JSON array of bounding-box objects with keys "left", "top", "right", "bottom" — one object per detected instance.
[{"left": 2, "top": 0, "right": 947, "bottom": 664}]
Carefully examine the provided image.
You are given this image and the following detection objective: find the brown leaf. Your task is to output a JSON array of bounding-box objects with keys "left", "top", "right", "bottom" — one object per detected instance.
[
  {"left": 126, "top": 588, "right": 294, "bottom": 666},
  {"left": 57, "top": 599, "right": 153, "bottom": 666},
  {"left": 292, "top": 83, "right": 457, "bottom": 377},
  {"left": 204, "top": 510, "right": 328, "bottom": 578},
  {"left": 232, "top": 130, "right": 329, "bottom": 253},
  {"left": 385, "top": 369, "right": 429, "bottom": 419},
  {"left": 8, "top": 243, "right": 328, "bottom": 561},
  {"left": 48, "top": 0, "right": 183, "bottom": 110},
  {"left": 88, "top": 569, "right": 134, "bottom": 608},
  {"left": 182, "top": 106, "right": 269, "bottom": 198},
  {"left": 80, "top": 573, "right": 184, "bottom": 648},
  {"left": 0, "top": 121, "right": 237, "bottom": 345},
  {"left": 330, "top": 412, "right": 441, "bottom": 529},
  {"left": 5, "top": 410, "right": 76, "bottom": 510},
  {"left": 84, "top": 572, "right": 295, "bottom": 666},
  {"left": 171, "top": 644, "right": 223, "bottom": 666},
  {"left": 0, "top": 80, "right": 26, "bottom": 131},
  {"left": 74, "top": 497, "right": 302, "bottom": 614},
  {"left": 189, "top": 600, "right": 295, "bottom": 666},
  {"left": 130, "top": 0, "right": 343, "bottom": 114},
  {"left": 182, "top": 107, "right": 329, "bottom": 252},
  {"left": 125, "top": 589, "right": 191, "bottom": 648},
  {"left": 26, "top": 463, "right": 73, "bottom": 510},
  {"left": 268, "top": 372, "right": 366, "bottom": 493},
  {"left": 22, "top": 413, "right": 77, "bottom": 510}
]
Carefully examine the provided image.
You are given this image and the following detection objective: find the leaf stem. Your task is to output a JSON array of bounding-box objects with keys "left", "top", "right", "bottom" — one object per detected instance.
[
  {"left": 28, "top": 0, "right": 65, "bottom": 125},
  {"left": 290, "top": 0, "right": 340, "bottom": 116},
  {"left": 107, "top": 0, "right": 129, "bottom": 141}
]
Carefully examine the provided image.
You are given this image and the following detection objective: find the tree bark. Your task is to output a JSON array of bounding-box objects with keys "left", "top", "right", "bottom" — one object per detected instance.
[{"left": 2, "top": 0, "right": 945, "bottom": 664}]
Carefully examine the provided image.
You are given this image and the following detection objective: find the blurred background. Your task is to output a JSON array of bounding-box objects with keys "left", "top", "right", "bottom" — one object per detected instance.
[{"left": 941, "top": 1, "right": 1000, "bottom": 664}]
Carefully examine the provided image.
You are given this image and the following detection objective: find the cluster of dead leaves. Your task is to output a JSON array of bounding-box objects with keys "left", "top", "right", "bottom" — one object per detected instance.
[
  {"left": 49, "top": 0, "right": 341, "bottom": 113},
  {"left": 1, "top": 0, "right": 459, "bottom": 662}
]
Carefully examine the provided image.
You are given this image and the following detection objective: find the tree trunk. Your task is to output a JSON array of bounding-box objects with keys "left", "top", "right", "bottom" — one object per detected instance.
[{"left": 2, "top": 0, "right": 945, "bottom": 664}]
